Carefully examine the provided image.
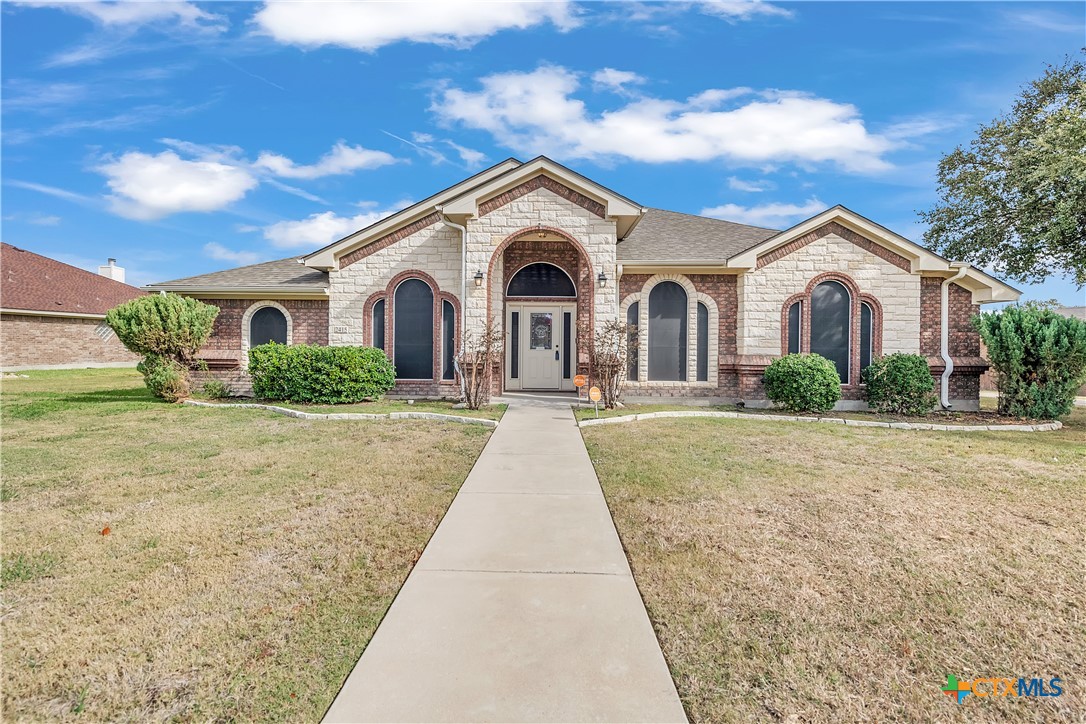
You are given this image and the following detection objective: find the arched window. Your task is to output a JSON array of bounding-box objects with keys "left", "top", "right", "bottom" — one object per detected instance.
[
  {"left": 787, "top": 301, "right": 802, "bottom": 355},
  {"left": 250, "top": 306, "right": 287, "bottom": 347},
  {"left": 441, "top": 300, "right": 455, "bottom": 381},
  {"left": 696, "top": 302, "right": 709, "bottom": 382},
  {"left": 507, "top": 263, "right": 576, "bottom": 297},
  {"left": 860, "top": 302, "right": 873, "bottom": 372},
  {"left": 626, "top": 302, "right": 639, "bottom": 381},
  {"left": 648, "top": 281, "right": 687, "bottom": 381},
  {"left": 372, "top": 299, "right": 386, "bottom": 350},
  {"left": 810, "top": 280, "right": 851, "bottom": 383},
  {"left": 394, "top": 279, "right": 434, "bottom": 379}
]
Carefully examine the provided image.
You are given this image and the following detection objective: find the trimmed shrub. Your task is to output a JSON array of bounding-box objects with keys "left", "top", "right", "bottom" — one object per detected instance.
[
  {"left": 248, "top": 343, "right": 396, "bottom": 404},
  {"left": 138, "top": 355, "right": 188, "bottom": 403},
  {"left": 201, "top": 379, "right": 232, "bottom": 399},
  {"left": 862, "top": 353, "right": 937, "bottom": 415},
  {"left": 763, "top": 353, "right": 841, "bottom": 414},
  {"left": 106, "top": 294, "right": 219, "bottom": 401},
  {"left": 974, "top": 304, "right": 1086, "bottom": 419}
]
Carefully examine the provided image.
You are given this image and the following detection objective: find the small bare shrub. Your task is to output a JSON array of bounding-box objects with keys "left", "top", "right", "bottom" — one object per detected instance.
[
  {"left": 458, "top": 321, "right": 503, "bottom": 410},
  {"left": 579, "top": 319, "right": 638, "bottom": 409}
]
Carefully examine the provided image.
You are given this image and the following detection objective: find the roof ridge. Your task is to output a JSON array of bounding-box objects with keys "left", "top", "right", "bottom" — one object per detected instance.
[{"left": 645, "top": 207, "right": 780, "bottom": 232}]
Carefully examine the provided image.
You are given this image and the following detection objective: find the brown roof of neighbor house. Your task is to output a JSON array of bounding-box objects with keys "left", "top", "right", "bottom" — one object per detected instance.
[
  {"left": 617, "top": 208, "right": 779, "bottom": 262},
  {"left": 146, "top": 257, "right": 329, "bottom": 291},
  {"left": 1, "top": 243, "right": 146, "bottom": 316}
]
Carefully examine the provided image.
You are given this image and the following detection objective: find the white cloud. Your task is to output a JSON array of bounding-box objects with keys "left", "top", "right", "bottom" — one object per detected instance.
[
  {"left": 16, "top": 1, "right": 226, "bottom": 30},
  {"left": 252, "top": 1, "right": 579, "bottom": 51},
  {"left": 727, "top": 176, "right": 775, "bottom": 192},
  {"left": 694, "top": 1, "right": 792, "bottom": 22},
  {"left": 443, "top": 140, "right": 488, "bottom": 168},
  {"left": 203, "top": 242, "right": 264, "bottom": 265},
  {"left": 2, "top": 212, "right": 62, "bottom": 226},
  {"left": 262, "top": 203, "right": 407, "bottom": 249},
  {"left": 254, "top": 142, "right": 398, "bottom": 179},
  {"left": 5, "top": 179, "right": 91, "bottom": 203},
  {"left": 591, "top": 68, "right": 646, "bottom": 94},
  {"left": 98, "top": 150, "right": 258, "bottom": 220},
  {"left": 701, "top": 197, "right": 825, "bottom": 228},
  {"left": 432, "top": 66, "right": 897, "bottom": 173}
]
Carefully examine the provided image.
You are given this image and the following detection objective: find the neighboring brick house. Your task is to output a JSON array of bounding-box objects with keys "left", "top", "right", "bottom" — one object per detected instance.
[
  {"left": 148, "top": 156, "right": 1020, "bottom": 410},
  {"left": 1, "top": 243, "right": 146, "bottom": 370}
]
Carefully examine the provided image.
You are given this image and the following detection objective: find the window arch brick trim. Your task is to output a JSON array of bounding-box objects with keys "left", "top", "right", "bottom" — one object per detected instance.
[
  {"left": 362, "top": 291, "right": 386, "bottom": 347},
  {"left": 241, "top": 300, "right": 293, "bottom": 365},
  {"left": 339, "top": 212, "right": 442, "bottom": 269},
  {"left": 780, "top": 272, "right": 883, "bottom": 387},
  {"left": 385, "top": 270, "right": 446, "bottom": 382},
  {"left": 487, "top": 227, "right": 595, "bottom": 377}
]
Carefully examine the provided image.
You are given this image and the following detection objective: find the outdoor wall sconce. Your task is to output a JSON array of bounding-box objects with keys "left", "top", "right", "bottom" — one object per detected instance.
[
  {"left": 536, "top": 223, "right": 546, "bottom": 238},
  {"left": 474, "top": 270, "right": 484, "bottom": 287},
  {"left": 597, "top": 271, "right": 608, "bottom": 287}
]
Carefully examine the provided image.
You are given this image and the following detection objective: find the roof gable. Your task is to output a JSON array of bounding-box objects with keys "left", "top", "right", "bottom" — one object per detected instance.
[
  {"left": 1, "top": 243, "right": 145, "bottom": 316},
  {"left": 728, "top": 206, "right": 1020, "bottom": 303},
  {"left": 302, "top": 157, "right": 522, "bottom": 269},
  {"left": 440, "top": 156, "right": 644, "bottom": 237}
]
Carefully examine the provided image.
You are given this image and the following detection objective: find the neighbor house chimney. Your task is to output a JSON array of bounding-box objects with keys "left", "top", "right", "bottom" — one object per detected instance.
[{"left": 97, "top": 258, "right": 125, "bottom": 283}]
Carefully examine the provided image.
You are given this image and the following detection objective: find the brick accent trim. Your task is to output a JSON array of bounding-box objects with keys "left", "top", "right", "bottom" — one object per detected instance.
[
  {"left": 384, "top": 270, "right": 457, "bottom": 383},
  {"left": 488, "top": 228, "right": 595, "bottom": 387},
  {"left": 778, "top": 272, "right": 883, "bottom": 389},
  {"left": 478, "top": 176, "right": 606, "bottom": 219},
  {"left": 757, "top": 221, "right": 911, "bottom": 272},
  {"left": 362, "top": 291, "right": 386, "bottom": 347},
  {"left": 339, "top": 212, "right": 442, "bottom": 269}
]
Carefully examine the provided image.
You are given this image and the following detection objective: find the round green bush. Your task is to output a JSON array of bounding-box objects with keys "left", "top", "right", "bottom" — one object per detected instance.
[
  {"left": 861, "top": 353, "right": 937, "bottom": 415},
  {"left": 763, "top": 353, "right": 841, "bottom": 413},
  {"left": 248, "top": 343, "right": 396, "bottom": 404}
]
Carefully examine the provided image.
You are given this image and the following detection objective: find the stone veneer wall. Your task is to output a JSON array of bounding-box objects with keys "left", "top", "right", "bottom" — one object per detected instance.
[
  {"left": 0, "top": 313, "right": 139, "bottom": 369},
  {"left": 738, "top": 224, "right": 921, "bottom": 357}
]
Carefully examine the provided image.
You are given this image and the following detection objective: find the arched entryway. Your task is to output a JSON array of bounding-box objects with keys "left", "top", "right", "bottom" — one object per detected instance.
[{"left": 496, "top": 231, "right": 591, "bottom": 392}]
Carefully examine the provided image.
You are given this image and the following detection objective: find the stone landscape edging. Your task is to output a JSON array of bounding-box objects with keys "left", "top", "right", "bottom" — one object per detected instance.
[
  {"left": 577, "top": 409, "right": 1062, "bottom": 432},
  {"left": 183, "top": 400, "right": 499, "bottom": 427}
]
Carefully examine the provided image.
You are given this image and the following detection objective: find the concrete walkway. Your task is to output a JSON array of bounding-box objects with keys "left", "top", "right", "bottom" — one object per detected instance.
[{"left": 324, "top": 395, "right": 687, "bottom": 723}]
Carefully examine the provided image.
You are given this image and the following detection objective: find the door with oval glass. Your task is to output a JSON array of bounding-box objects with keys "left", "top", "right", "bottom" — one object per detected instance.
[{"left": 507, "top": 303, "right": 575, "bottom": 390}]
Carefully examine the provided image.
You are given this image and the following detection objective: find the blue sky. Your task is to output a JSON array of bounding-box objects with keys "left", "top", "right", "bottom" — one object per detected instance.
[{"left": 2, "top": 1, "right": 1083, "bottom": 304}]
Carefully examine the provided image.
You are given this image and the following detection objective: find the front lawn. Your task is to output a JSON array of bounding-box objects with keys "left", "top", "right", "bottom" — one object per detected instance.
[
  {"left": 583, "top": 409, "right": 1085, "bottom": 721},
  {"left": 1, "top": 368, "right": 491, "bottom": 720}
]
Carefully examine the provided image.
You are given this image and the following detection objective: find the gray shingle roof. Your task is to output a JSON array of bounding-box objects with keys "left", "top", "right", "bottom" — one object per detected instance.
[
  {"left": 617, "top": 208, "right": 778, "bottom": 262},
  {"left": 148, "top": 257, "right": 328, "bottom": 290}
]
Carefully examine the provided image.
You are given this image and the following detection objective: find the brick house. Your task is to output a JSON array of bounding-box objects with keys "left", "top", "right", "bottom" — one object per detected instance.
[
  {"left": 1, "top": 243, "right": 145, "bottom": 370},
  {"left": 148, "top": 157, "right": 1020, "bottom": 409}
]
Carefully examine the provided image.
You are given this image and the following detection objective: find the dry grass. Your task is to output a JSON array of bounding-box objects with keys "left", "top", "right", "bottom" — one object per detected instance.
[
  {"left": 583, "top": 408, "right": 1086, "bottom": 722},
  {"left": 2, "top": 369, "right": 491, "bottom": 721}
]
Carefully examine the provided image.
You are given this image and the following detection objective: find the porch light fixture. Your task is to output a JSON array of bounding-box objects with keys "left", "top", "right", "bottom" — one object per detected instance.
[
  {"left": 597, "top": 271, "right": 608, "bottom": 287},
  {"left": 474, "top": 270, "right": 484, "bottom": 287},
  {"left": 536, "top": 223, "right": 546, "bottom": 238}
]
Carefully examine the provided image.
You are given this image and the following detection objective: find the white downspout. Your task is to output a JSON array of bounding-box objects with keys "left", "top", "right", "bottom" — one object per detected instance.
[
  {"left": 434, "top": 206, "right": 469, "bottom": 400},
  {"left": 940, "top": 264, "right": 970, "bottom": 409}
]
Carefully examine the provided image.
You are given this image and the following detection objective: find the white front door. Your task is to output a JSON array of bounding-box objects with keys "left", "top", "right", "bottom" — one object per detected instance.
[{"left": 507, "top": 304, "right": 575, "bottom": 391}]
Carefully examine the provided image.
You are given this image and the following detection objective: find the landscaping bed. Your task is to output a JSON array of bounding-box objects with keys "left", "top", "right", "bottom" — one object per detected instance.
[
  {"left": 201, "top": 397, "right": 507, "bottom": 421},
  {"left": 573, "top": 399, "right": 1063, "bottom": 427},
  {"left": 582, "top": 407, "right": 1085, "bottom": 721},
  {"left": 1, "top": 369, "right": 491, "bottom": 721}
]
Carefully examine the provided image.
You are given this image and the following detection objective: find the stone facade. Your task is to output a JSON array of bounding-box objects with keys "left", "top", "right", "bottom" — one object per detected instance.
[
  {"left": 179, "top": 174, "right": 1003, "bottom": 410},
  {"left": 0, "top": 313, "right": 139, "bottom": 370},
  {"left": 739, "top": 223, "right": 921, "bottom": 358}
]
